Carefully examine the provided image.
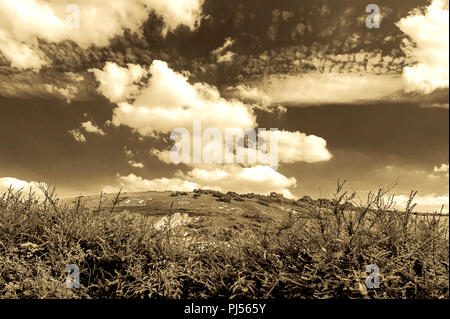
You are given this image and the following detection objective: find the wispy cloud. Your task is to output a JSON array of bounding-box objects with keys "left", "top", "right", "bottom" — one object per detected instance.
[{"left": 68, "top": 129, "right": 86, "bottom": 143}]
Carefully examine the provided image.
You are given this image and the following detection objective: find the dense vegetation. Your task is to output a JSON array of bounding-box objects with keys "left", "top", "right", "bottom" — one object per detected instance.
[{"left": 0, "top": 182, "right": 448, "bottom": 299}]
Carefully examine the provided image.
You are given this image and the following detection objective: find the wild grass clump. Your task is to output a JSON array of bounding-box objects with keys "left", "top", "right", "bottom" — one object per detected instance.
[{"left": 0, "top": 181, "right": 448, "bottom": 299}]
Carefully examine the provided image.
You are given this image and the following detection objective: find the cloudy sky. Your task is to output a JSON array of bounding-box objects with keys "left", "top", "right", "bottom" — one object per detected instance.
[{"left": 0, "top": 0, "right": 448, "bottom": 213}]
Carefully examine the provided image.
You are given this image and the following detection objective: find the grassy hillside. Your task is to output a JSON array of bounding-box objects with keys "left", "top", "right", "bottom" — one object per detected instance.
[{"left": 0, "top": 183, "right": 448, "bottom": 299}]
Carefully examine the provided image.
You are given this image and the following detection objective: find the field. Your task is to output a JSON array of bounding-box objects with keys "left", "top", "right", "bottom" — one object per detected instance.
[{"left": 0, "top": 183, "right": 448, "bottom": 299}]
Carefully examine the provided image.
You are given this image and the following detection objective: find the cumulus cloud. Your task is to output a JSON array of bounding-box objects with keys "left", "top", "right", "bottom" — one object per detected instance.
[
  {"left": 227, "top": 129, "right": 332, "bottom": 166},
  {"left": 108, "top": 164, "right": 297, "bottom": 198},
  {"left": 274, "top": 130, "right": 332, "bottom": 163},
  {"left": 92, "top": 60, "right": 332, "bottom": 196},
  {"left": 128, "top": 160, "right": 144, "bottom": 168},
  {"left": 151, "top": 148, "right": 174, "bottom": 164},
  {"left": 106, "top": 173, "right": 199, "bottom": 193},
  {"left": 94, "top": 60, "right": 331, "bottom": 166},
  {"left": 89, "top": 62, "right": 148, "bottom": 103},
  {"left": 106, "top": 60, "right": 256, "bottom": 135},
  {"left": 0, "top": 0, "right": 204, "bottom": 69},
  {"left": 151, "top": 128, "right": 331, "bottom": 167},
  {"left": 90, "top": 60, "right": 333, "bottom": 203},
  {"left": 187, "top": 165, "right": 297, "bottom": 198},
  {"left": 0, "top": 177, "right": 38, "bottom": 193},
  {"left": 434, "top": 163, "right": 449, "bottom": 177},
  {"left": 81, "top": 121, "right": 105, "bottom": 136},
  {"left": 397, "top": 0, "right": 449, "bottom": 93},
  {"left": 143, "top": 0, "right": 204, "bottom": 33}
]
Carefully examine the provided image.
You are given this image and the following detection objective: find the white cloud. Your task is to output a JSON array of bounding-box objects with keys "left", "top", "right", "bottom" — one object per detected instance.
[
  {"left": 68, "top": 129, "right": 86, "bottom": 143},
  {"left": 212, "top": 37, "right": 234, "bottom": 55},
  {"left": 397, "top": 0, "right": 449, "bottom": 93},
  {"left": 43, "top": 84, "right": 79, "bottom": 103},
  {"left": 374, "top": 164, "right": 449, "bottom": 203},
  {"left": 145, "top": 0, "right": 204, "bottom": 34},
  {"left": 151, "top": 149, "right": 173, "bottom": 164},
  {"left": 108, "top": 60, "right": 256, "bottom": 135},
  {"left": 231, "top": 73, "right": 404, "bottom": 106},
  {"left": 434, "top": 163, "right": 449, "bottom": 177},
  {"left": 89, "top": 62, "right": 148, "bottom": 103},
  {"left": 0, "top": 0, "right": 204, "bottom": 69},
  {"left": 151, "top": 128, "right": 331, "bottom": 167},
  {"left": 274, "top": 130, "right": 332, "bottom": 163},
  {"left": 0, "top": 30, "right": 44, "bottom": 69},
  {"left": 93, "top": 60, "right": 332, "bottom": 195},
  {"left": 213, "top": 37, "right": 236, "bottom": 63},
  {"left": 95, "top": 61, "right": 331, "bottom": 167},
  {"left": 82, "top": 122, "right": 104, "bottom": 135},
  {"left": 226, "top": 129, "right": 332, "bottom": 167},
  {"left": 0, "top": 177, "right": 38, "bottom": 193},
  {"left": 428, "top": 103, "right": 450, "bottom": 109},
  {"left": 394, "top": 193, "right": 449, "bottom": 214},
  {"left": 0, "top": 72, "right": 83, "bottom": 102},
  {"left": 229, "top": 85, "right": 273, "bottom": 106},
  {"left": 434, "top": 163, "right": 449, "bottom": 173},
  {"left": 217, "top": 51, "right": 236, "bottom": 63},
  {"left": 187, "top": 165, "right": 297, "bottom": 198},
  {"left": 94, "top": 60, "right": 331, "bottom": 180},
  {"left": 124, "top": 146, "right": 134, "bottom": 159},
  {"left": 108, "top": 173, "right": 199, "bottom": 193},
  {"left": 108, "top": 164, "right": 297, "bottom": 198},
  {"left": 128, "top": 160, "right": 144, "bottom": 168},
  {"left": 81, "top": 121, "right": 105, "bottom": 136}
]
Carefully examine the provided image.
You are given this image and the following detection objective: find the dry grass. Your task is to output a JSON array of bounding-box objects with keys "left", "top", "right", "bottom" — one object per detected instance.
[{"left": 0, "top": 181, "right": 448, "bottom": 299}]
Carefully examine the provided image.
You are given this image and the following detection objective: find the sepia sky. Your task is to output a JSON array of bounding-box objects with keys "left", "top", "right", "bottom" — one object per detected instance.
[{"left": 0, "top": 0, "right": 448, "bottom": 213}]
